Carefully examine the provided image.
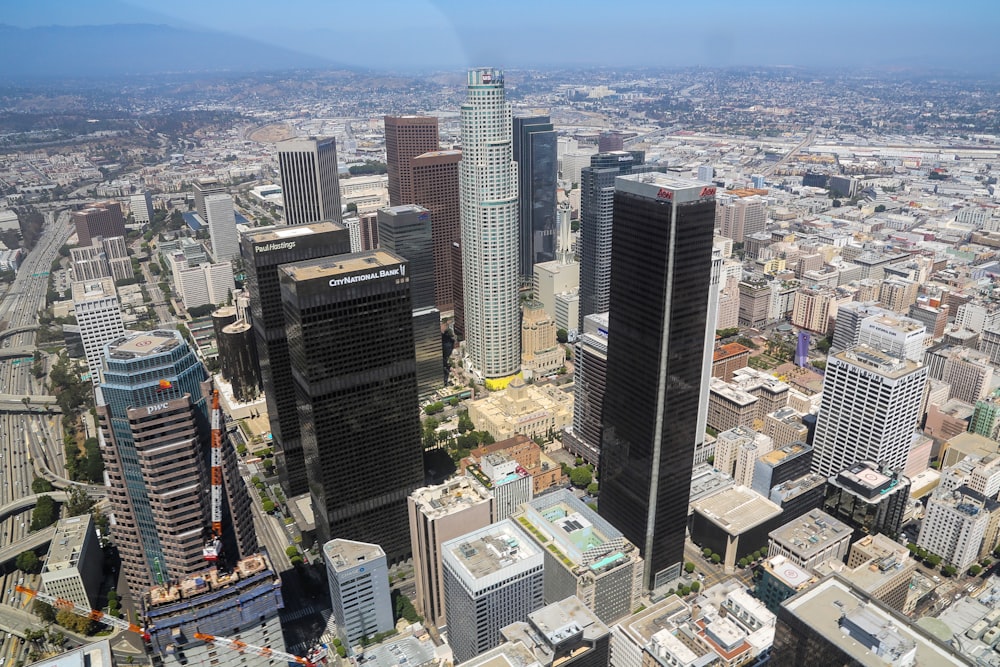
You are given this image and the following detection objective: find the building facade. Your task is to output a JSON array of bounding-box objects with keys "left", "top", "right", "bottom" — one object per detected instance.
[
  {"left": 442, "top": 520, "right": 544, "bottom": 663},
  {"left": 72, "top": 277, "right": 125, "bottom": 385},
  {"left": 811, "top": 346, "right": 926, "bottom": 478},
  {"left": 412, "top": 149, "right": 462, "bottom": 312},
  {"left": 240, "top": 223, "right": 352, "bottom": 497},
  {"left": 72, "top": 201, "right": 127, "bottom": 247},
  {"left": 279, "top": 250, "right": 424, "bottom": 559},
  {"left": 277, "top": 137, "right": 342, "bottom": 225},
  {"left": 459, "top": 68, "right": 520, "bottom": 381},
  {"left": 204, "top": 193, "right": 240, "bottom": 262},
  {"left": 599, "top": 174, "right": 718, "bottom": 589},
  {"left": 407, "top": 478, "right": 493, "bottom": 629},
  {"left": 377, "top": 205, "right": 443, "bottom": 397},
  {"left": 323, "top": 539, "right": 394, "bottom": 649},
  {"left": 385, "top": 115, "right": 440, "bottom": 207},
  {"left": 578, "top": 151, "right": 639, "bottom": 328},
  {"left": 513, "top": 115, "right": 558, "bottom": 281}
]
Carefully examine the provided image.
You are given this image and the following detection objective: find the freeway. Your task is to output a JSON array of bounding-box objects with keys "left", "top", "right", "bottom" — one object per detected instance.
[
  {"left": 0, "top": 208, "right": 79, "bottom": 665},
  {"left": 762, "top": 126, "right": 818, "bottom": 177},
  {"left": 0, "top": 493, "right": 67, "bottom": 523}
]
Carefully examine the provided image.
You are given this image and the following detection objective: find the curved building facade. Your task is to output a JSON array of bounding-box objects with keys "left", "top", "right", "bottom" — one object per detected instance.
[
  {"left": 460, "top": 68, "right": 520, "bottom": 380},
  {"left": 219, "top": 320, "right": 261, "bottom": 403}
]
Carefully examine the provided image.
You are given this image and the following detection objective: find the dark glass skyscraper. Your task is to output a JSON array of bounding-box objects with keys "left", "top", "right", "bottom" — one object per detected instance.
[
  {"left": 599, "top": 174, "right": 718, "bottom": 589},
  {"left": 513, "top": 116, "right": 558, "bottom": 282},
  {"left": 377, "top": 205, "right": 442, "bottom": 398},
  {"left": 240, "top": 223, "right": 352, "bottom": 498},
  {"left": 279, "top": 250, "right": 424, "bottom": 560},
  {"left": 578, "top": 151, "right": 641, "bottom": 329}
]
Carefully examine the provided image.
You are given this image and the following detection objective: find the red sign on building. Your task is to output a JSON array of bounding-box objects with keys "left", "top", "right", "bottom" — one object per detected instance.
[
  {"left": 656, "top": 188, "right": 674, "bottom": 200},
  {"left": 700, "top": 186, "right": 717, "bottom": 198}
]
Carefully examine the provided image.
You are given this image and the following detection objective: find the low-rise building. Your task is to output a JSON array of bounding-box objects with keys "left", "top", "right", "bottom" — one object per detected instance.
[
  {"left": 513, "top": 489, "right": 642, "bottom": 625},
  {"left": 40, "top": 515, "right": 102, "bottom": 608},
  {"left": 469, "top": 378, "right": 573, "bottom": 442},
  {"left": 690, "top": 486, "right": 784, "bottom": 572},
  {"left": 767, "top": 509, "right": 852, "bottom": 573},
  {"left": 495, "top": 596, "right": 611, "bottom": 667}
]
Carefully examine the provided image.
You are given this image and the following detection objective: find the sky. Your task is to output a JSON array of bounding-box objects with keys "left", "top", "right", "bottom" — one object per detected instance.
[{"left": 4, "top": 0, "right": 1000, "bottom": 73}]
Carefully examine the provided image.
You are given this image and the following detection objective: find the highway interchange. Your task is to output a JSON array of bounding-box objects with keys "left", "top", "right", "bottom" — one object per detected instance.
[{"left": 0, "top": 209, "right": 82, "bottom": 664}]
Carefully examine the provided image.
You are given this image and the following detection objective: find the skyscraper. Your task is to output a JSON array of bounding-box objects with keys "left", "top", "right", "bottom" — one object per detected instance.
[
  {"left": 715, "top": 195, "right": 767, "bottom": 244},
  {"left": 240, "top": 223, "right": 352, "bottom": 498},
  {"left": 279, "top": 250, "right": 424, "bottom": 558},
  {"left": 384, "top": 115, "right": 440, "bottom": 207},
  {"left": 192, "top": 177, "right": 224, "bottom": 221},
  {"left": 323, "top": 540, "right": 395, "bottom": 649},
  {"left": 377, "top": 205, "right": 442, "bottom": 397},
  {"left": 578, "top": 151, "right": 640, "bottom": 329},
  {"left": 204, "top": 193, "right": 240, "bottom": 261},
  {"left": 811, "top": 346, "right": 926, "bottom": 478},
  {"left": 412, "top": 149, "right": 462, "bottom": 312},
  {"left": 72, "top": 277, "right": 125, "bottom": 385},
  {"left": 72, "top": 201, "right": 126, "bottom": 247},
  {"left": 277, "top": 137, "right": 342, "bottom": 225},
  {"left": 513, "top": 115, "right": 557, "bottom": 281},
  {"left": 460, "top": 68, "right": 520, "bottom": 382},
  {"left": 599, "top": 174, "right": 718, "bottom": 590},
  {"left": 96, "top": 331, "right": 212, "bottom": 594}
]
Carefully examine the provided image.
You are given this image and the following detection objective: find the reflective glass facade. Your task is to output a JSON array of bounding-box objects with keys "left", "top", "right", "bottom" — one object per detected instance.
[{"left": 599, "top": 176, "right": 717, "bottom": 589}]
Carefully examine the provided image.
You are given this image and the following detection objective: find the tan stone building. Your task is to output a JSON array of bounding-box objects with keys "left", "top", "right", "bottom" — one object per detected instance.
[
  {"left": 468, "top": 379, "right": 574, "bottom": 444},
  {"left": 520, "top": 300, "right": 563, "bottom": 379}
]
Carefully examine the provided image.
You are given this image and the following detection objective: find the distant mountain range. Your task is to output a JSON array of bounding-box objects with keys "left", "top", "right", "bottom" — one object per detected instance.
[{"left": 0, "top": 23, "right": 335, "bottom": 78}]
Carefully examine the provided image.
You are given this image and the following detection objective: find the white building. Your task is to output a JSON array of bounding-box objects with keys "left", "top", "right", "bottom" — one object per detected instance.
[
  {"left": 71, "top": 277, "right": 125, "bottom": 385},
  {"left": 40, "top": 515, "right": 102, "bottom": 608},
  {"left": 204, "top": 193, "right": 240, "bottom": 262},
  {"left": 857, "top": 314, "right": 927, "bottom": 362},
  {"left": 169, "top": 253, "right": 234, "bottom": 310},
  {"left": 442, "top": 520, "right": 544, "bottom": 663},
  {"left": 277, "top": 137, "right": 342, "bottom": 225},
  {"left": 460, "top": 68, "right": 521, "bottom": 382},
  {"left": 811, "top": 346, "right": 926, "bottom": 478},
  {"left": 129, "top": 192, "right": 154, "bottom": 225},
  {"left": 467, "top": 451, "right": 533, "bottom": 520},
  {"left": 916, "top": 487, "right": 994, "bottom": 570},
  {"left": 323, "top": 539, "right": 394, "bottom": 650}
]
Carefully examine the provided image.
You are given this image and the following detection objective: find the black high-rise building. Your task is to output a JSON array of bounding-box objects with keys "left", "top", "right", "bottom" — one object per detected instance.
[
  {"left": 377, "top": 205, "right": 442, "bottom": 398},
  {"left": 513, "top": 116, "right": 557, "bottom": 282},
  {"left": 599, "top": 174, "right": 718, "bottom": 589},
  {"left": 578, "top": 151, "right": 642, "bottom": 329},
  {"left": 279, "top": 250, "right": 424, "bottom": 560},
  {"left": 240, "top": 223, "right": 352, "bottom": 498}
]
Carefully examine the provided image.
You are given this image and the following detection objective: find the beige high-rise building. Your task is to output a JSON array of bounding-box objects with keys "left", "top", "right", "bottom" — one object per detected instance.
[
  {"left": 878, "top": 277, "right": 919, "bottom": 313},
  {"left": 942, "top": 346, "right": 994, "bottom": 404},
  {"left": 72, "top": 277, "right": 125, "bottom": 386},
  {"left": 791, "top": 284, "right": 852, "bottom": 334},
  {"left": 521, "top": 300, "right": 563, "bottom": 378},
  {"left": 716, "top": 195, "right": 767, "bottom": 243},
  {"left": 407, "top": 478, "right": 493, "bottom": 628}
]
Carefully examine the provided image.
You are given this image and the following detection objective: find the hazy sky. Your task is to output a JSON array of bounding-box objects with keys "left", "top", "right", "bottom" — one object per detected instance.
[{"left": 6, "top": 0, "right": 999, "bottom": 72}]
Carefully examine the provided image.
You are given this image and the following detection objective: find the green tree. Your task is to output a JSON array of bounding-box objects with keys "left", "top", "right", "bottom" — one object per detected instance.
[
  {"left": 969, "top": 564, "right": 983, "bottom": 576},
  {"left": 586, "top": 482, "right": 599, "bottom": 496},
  {"left": 702, "top": 547, "right": 712, "bottom": 558},
  {"left": 33, "top": 600, "right": 56, "bottom": 623},
  {"left": 738, "top": 557, "right": 749, "bottom": 568},
  {"left": 874, "top": 204, "right": 886, "bottom": 213},
  {"left": 31, "top": 477, "right": 54, "bottom": 494},
  {"left": 941, "top": 564, "right": 957, "bottom": 578},
  {"left": 711, "top": 553, "right": 721, "bottom": 564},
  {"left": 30, "top": 495, "right": 57, "bottom": 531},
  {"left": 556, "top": 328, "right": 569, "bottom": 344},
  {"left": 423, "top": 402, "right": 445, "bottom": 415},
  {"left": 684, "top": 562, "right": 696, "bottom": 574},
  {"left": 690, "top": 581, "right": 701, "bottom": 593},
  {"left": 261, "top": 499, "right": 275, "bottom": 513},
  {"left": 16, "top": 550, "right": 40, "bottom": 573},
  {"left": 569, "top": 467, "right": 593, "bottom": 488},
  {"left": 65, "top": 486, "right": 95, "bottom": 517}
]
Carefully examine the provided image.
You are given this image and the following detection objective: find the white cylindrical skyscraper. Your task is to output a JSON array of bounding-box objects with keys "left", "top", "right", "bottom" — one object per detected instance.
[{"left": 460, "top": 67, "right": 520, "bottom": 382}]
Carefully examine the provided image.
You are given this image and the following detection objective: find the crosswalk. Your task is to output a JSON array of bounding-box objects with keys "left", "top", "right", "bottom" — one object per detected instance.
[{"left": 280, "top": 605, "right": 317, "bottom": 623}]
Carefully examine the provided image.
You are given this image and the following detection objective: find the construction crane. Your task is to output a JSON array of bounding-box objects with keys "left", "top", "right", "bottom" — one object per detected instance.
[
  {"left": 203, "top": 388, "right": 223, "bottom": 562},
  {"left": 15, "top": 585, "right": 151, "bottom": 641},
  {"left": 193, "top": 632, "right": 326, "bottom": 667}
]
